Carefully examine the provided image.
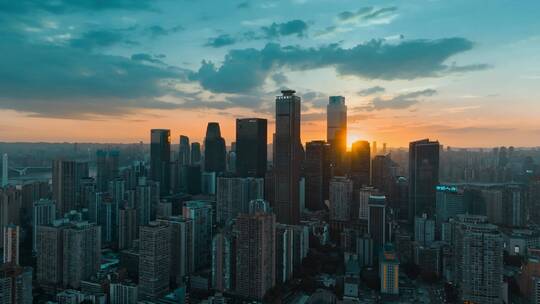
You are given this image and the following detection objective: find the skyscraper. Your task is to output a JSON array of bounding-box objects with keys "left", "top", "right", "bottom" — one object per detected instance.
[
  {"left": 32, "top": 199, "right": 56, "bottom": 253},
  {"left": 368, "top": 195, "right": 387, "bottom": 254},
  {"left": 204, "top": 122, "right": 226, "bottom": 173},
  {"left": 183, "top": 201, "right": 213, "bottom": 271},
  {"left": 150, "top": 129, "right": 171, "bottom": 196},
  {"left": 329, "top": 177, "right": 353, "bottom": 222},
  {"left": 304, "top": 140, "right": 331, "bottom": 211},
  {"left": 0, "top": 264, "right": 33, "bottom": 304},
  {"left": 52, "top": 160, "right": 89, "bottom": 216},
  {"left": 236, "top": 118, "right": 267, "bottom": 178},
  {"left": 454, "top": 215, "right": 503, "bottom": 304},
  {"left": 216, "top": 177, "right": 264, "bottom": 225},
  {"left": 157, "top": 216, "right": 194, "bottom": 283},
  {"left": 178, "top": 135, "right": 191, "bottom": 166},
  {"left": 2, "top": 224, "right": 19, "bottom": 265},
  {"left": 96, "top": 150, "right": 120, "bottom": 192},
  {"left": 408, "top": 139, "right": 440, "bottom": 223},
  {"left": 2, "top": 153, "right": 7, "bottom": 187},
  {"left": 350, "top": 140, "right": 371, "bottom": 189},
  {"left": 326, "top": 96, "right": 347, "bottom": 172},
  {"left": 274, "top": 90, "right": 302, "bottom": 225},
  {"left": 235, "top": 210, "right": 276, "bottom": 300},
  {"left": 212, "top": 230, "right": 235, "bottom": 292},
  {"left": 379, "top": 243, "right": 399, "bottom": 295},
  {"left": 118, "top": 207, "right": 137, "bottom": 250},
  {"left": 139, "top": 221, "right": 171, "bottom": 300},
  {"left": 191, "top": 142, "right": 202, "bottom": 165}
]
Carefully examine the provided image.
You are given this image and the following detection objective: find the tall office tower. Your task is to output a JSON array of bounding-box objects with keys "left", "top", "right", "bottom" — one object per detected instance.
[
  {"left": 504, "top": 185, "right": 525, "bottom": 227},
  {"left": 408, "top": 139, "right": 440, "bottom": 223},
  {"left": 36, "top": 221, "right": 64, "bottom": 287},
  {"left": 329, "top": 177, "right": 353, "bottom": 222},
  {"left": 118, "top": 208, "right": 137, "bottom": 250},
  {"left": 275, "top": 224, "right": 309, "bottom": 284},
  {"left": 157, "top": 216, "right": 194, "bottom": 284},
  {"left": 183, "top": 201, "right": 213, "bottom": 271},
  {"left": 372, "top": 141, "right": 377, "bottom": 157},
  {"left": 414, "top": 214, "right": 435, "bottom": 246},
  {"left": 212, "top": 231, "right": 236, "bottom": 292},
  {"left": 350, "top": 140, "right": 371, "bottom": 189},
  {"left": 216, "top": 177, "right": 264, "bottom": 224},
  {"left": 21, "top": 181, "right": 49, "bottom": 218},
  {"left": 52, "top": 160, "right": 89, "bottom": 216},
  {"left": 150, "top": 129, "right": 171, "bottom": 196},
  {"left": 274, "top": 90, "right": 302, "bottom": 225},
  {"left": 358, "top": 186, "right": 377, "bottom": 220},
  {"left": 204, "top": 122, "right": 227, "bottom": 173},
  {"left": 227, "top": 144, "right": 237, "bottom": 174},
  {"left": 326, "top": 96, "right": 347, "bottom": 172},
  {"left": 136, "top": 177, "right": 158, "bottom": 226},
  {"left": 96, "top": 150, "right": 120, "bottom": 192},
  {"left": 235, "top": 210, "right": 276, "bottom": 300},
  {"left": 62, "top": 222, "right": 101, "bottom": 289},
  {"left": 435, "top": 185, "right": 465, "bottom": 228},
  {"left": 530, "top": 180, "right": 540, "bottom": 225},
  {"left": 139, "top": 221, "right": 171, "bottom": 300},
  {"left": 371, "top": 155, "right": 394, "bottom": 194},
  {"left": 3, "top": 224, "right": 19, "bottom": 265},
  {"left": 32, "top": 199, "right": 56, "bottom": 253},
  {"left": 98, "top": 195, "right": 118, "bottom": 246},
  {"left": 179, "top": 135, "right": 191, "bottom": 166},
  {"left": 304, "top": 141, "right": 331, "bottom": 211},
  {"left": 368, "top": 195, "right": 387, "bottom": 255},
  {"left": 0, "top": 187, "right": 22, "bottom": 251},
  {"left": 0, "top": 264, "right": 33, "bottom": 304},
  {"left": 2, "top": 153, "right": 7, "bottom": 187},
  {"left": 186, "top": 165, "right": 202, "bottom": 195},
  {"left": 191, "top": 142, "right": 202, "bottom": 165},
  {"left": 110, "top": 282, "right": 138, "bottom": 304},
  {"left": 235, "top": 118, "right": 268, "bottom": 178},
  {"left": 379, "top": 243, "right": 399, "bottom": 295},
  {"left": 454, "top": 215, "right": 503, "bottom": 304}
]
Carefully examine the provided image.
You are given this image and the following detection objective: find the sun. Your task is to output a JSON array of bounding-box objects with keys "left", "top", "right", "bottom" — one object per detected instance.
[{"left": 347, "top": 133, "right": 361, "bottom": 150}]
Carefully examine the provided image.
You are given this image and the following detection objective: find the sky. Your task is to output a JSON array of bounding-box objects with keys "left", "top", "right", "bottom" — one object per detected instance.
[{"left": 0, "top": 0, "right": 539, "bottom": 147}]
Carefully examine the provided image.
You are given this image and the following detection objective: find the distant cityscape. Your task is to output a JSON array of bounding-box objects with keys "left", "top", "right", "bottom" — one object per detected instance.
[{"left": 2, "top": 90, "right": 540, "bottom": 304}]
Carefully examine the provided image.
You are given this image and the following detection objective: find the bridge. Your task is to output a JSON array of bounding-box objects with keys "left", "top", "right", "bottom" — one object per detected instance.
[{"left": 9, "top": 167, "right": 52, "bottom": 176}]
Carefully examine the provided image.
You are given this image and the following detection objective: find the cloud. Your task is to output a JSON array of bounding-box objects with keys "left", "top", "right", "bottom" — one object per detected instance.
[
  {"left": 0, "top": 35, "right": 187, "bottom": 118},
  {"left": 69, "top": 29, "right": 135, "bottom": 49},
  {"left": 237, "top": 1, "right": 250, "bottom": 9},
  {"left": 0, "top": 0, "right": 154, "bottom": 14},
  {"left": 358, "top": 86, "right": 385, "bottom": 96},
  {"left": 261, "top": 20, "right": 309, "bottom": 38},
  {"left": 146, "top": 25, "right": 184, "bottom": 38},
  {"left": 131, "top": 53, "right": 165, "bottom": 64},
  {"left": 338, "top": 6, "right": 398, "bottom": 24},
  {"left": 437, "top": 126, "right": 515, "bottom": 134},
  {"left": 191, "top": 38, "right": 485, "bottom": 93},
  {"left": 271, "top": 72, "right": 288, "bottom": 85},
  {"left": 367, "top": 89, "right": 437, "bottom": 110},
  {"left": 205, "top": 34, "right": 237, "bottom": 48}
]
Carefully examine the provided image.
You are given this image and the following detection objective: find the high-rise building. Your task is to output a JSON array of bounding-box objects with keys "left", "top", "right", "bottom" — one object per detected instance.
[
  {"left": 118, "top": 208, "right": 137, "bottom": 250},
  {"left": 150, "top": 129, "right": 171, "bottom": 196},
  {"left": 2, "top": 224, "right": 19, "bottom": 265},
  {"left": 275, "top": 224, "right": 309, "bottom": 284},
  {"left": 414, "top": 214, "right": 435, "bottom": 246},
  {"left": 368, "top": 195, "right": 387, "bottom": 255},
  {"left": 379, "top": 243, "right": 399, "bottom": 295},
  {"left": 274, "top": 90, "right": 302, "bottom": 225},
  {"left": 191, "top": 142, "right": 202, "bottom": 165},
  {"left": 98, "top": 195, "right": 118, "bottom": 246},
  {"left": 183, "top": 201, "right": 213, "bottom": 271},
  {"left": 408, "top": 139, "right": 440, "bottom": 222},
  {"left": 329, "top": 177, "right": 353, "bottom": 222},
  {"left": 435, "top": 185, "right": 465, "bottom": 228},
  {"left": 454, "top": 215, "right": 503, "bottom": 304},
  {"left": 96, "top": 150, "right": 120, "bottom": 192},
  {"left": 52, "top": 160, "right": 89, "bottom": 215},
  {"left": 204, "top": 122, "right": 226, "bottom": 173},
  {"left": 326, "top": 96, "right": 347, "bottom": 172},
  {"left": 179, "top": 135, "right": 191, "bottom": 166},
  {"left": 157, "top": 216, "right": 194, "bottom": 284},
  {"left": 0, "top": 264, "right": 33, "bottom": 304},
  {"left": 371, "top": 155, "right": 395, "bottom": 194},
  {"left": 36, "top": 219, "right": 100, "bottom": 289},
  {"left": 236, "top": 118, "right": 267, "bottom": 178},
  {"left": 212, "top": 230, "right": 235, "bottom": 292},
  {"left": 235, "top": 210, "right": 275, "bottom": 300},
  {"left": 216, "top": 177, "right": 264, "bottom": 225},
  {"left": 32, "top": 199, "right": 56, "bottom": 253},
  {"left": 350, "top": 140, "right": 371, "bottom": 190},
  {"left": 358, "top": 186, "right": 377, "bottom": 220},
  {"left": 139, "top": 221, "right": 171, "bottom": 300},
  {"left": 304, "top": 140, "right": 331, "bottom": 211},
  {"left": 110, "top": 281, "right": 138, "bottom": 304},
  {"left": 2, "top": 153, "right": 8, "bottom": 187}
]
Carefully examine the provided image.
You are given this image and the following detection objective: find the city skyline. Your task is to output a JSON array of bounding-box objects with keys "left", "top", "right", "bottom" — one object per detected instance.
[{"left": 0, "top": 1, "right": 539, "bottom": 147}]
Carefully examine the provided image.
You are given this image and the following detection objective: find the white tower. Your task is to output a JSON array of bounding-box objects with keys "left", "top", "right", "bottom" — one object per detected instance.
[{"left": 2, "top": 153, "right": 7, "bottom": 187}]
